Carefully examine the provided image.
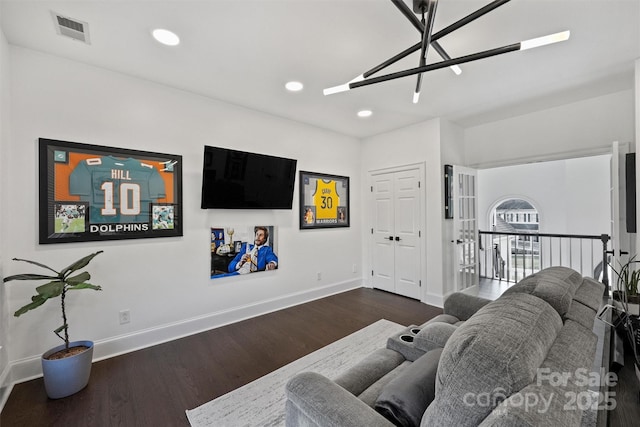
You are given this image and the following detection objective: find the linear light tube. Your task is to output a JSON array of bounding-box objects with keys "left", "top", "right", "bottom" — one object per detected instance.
[
  {"left": 520, "top": 31, "right": 570, "bottom": 51},
  {"left": 323, "top": 84, "right": 350, "bottom": 96},
  {"left": 323, "top": 74, "right": 364, "bottom": 96}
]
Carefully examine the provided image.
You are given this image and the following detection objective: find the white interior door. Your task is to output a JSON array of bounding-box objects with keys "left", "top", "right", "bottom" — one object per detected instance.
[
  {"left": 453, "top": 165, "right": 479, "bottom": 290},
  {"left": 371, "top": 167, "right": 422, "bottom": 299},
  {"left": 372, "top": 174, "right": 395, "bottom": 293},
  {"left": 393, "top": 170, "right": 421, "bottom": 298}
]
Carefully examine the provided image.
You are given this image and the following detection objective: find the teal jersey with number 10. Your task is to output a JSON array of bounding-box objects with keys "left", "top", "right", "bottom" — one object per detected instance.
[{"left": 69, "top": 156, "right": 166, "bottom": 224}]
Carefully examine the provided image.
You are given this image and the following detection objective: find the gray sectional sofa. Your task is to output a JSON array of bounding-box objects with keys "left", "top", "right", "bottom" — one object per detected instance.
[{"left": 285, "top": 266, "right": 605, "bottom": 426}]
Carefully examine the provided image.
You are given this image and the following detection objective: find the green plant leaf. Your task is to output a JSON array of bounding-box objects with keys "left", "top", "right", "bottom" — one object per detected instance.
[
  {"left": 35, "top": 281, "right": 64, "bottom": 298},
  {"left": 9, "top": 258, "right": 58, "bottom": 275},
  {"left": 5, "top": 251, "right": 104, "bottom": 344},
  {"left": 14, "top": 296, "right": 47, "bottom": 316},
  {"left": 66, "top": 271, "right": 90, "bottom": 285},
  {"left": 59, "top": 251, "right": 103, "bottom": 277},
  {"left": 609, "top": 255, "right": 640, "bottom": 295},
  {"left": 67, "top": 283, "right": 102, "bottom": 291},
  {"left": 3, "top": 273, "right": 57, "bottom": 283}
]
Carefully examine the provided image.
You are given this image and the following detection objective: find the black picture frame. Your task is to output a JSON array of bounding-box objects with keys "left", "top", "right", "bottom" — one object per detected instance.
[
  {"left": 38, "top": 138, "right": 183, "bottom": 244},
  {"left": 299, "top": 171, "right": 350, "bottom": 229},
  {"left": 444, "top": 164, "right": 453, "bottom": 219}
]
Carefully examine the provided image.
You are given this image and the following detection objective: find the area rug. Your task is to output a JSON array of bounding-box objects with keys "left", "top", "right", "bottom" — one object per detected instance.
[{"left": 185, "top": 319, "right": 405, "bottom": 427}]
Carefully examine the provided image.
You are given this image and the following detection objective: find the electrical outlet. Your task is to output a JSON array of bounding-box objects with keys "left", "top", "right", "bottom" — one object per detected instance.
[
  {"left": 352, "top": 264, "right": 357, "bottom": 273},
  {"left": 316, "top": 272, "right": 322, "bottom": 281},
  {"left": 119, "top": 309, "right": 130, "bottom": 325}
]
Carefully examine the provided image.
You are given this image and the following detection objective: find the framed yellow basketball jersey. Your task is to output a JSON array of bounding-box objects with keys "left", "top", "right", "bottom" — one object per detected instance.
[
  {"left": 313, "top": 179, "right": 340, "bottom": 219},
  {"left": 299, "top": 171, "right": 350, "bottom": 229}
]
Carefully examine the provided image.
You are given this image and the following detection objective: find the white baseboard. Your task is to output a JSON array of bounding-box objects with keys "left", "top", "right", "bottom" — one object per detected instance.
[
  {"left": 0, "top": 364, "right": 12, "bottom": 414},
  {"left": 6, "top": 279, "right": 363, "bottom": 387},
  {"left": 0, "top": 385, "right": 13, "bottom": 415},
  {"left": 423, "top": 292, "right": 444, "bottom": 308}
]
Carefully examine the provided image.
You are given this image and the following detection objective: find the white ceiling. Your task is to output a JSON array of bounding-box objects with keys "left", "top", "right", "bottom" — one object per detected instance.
[{"left": 1, "top": 0, "right": 638, "bottom": 138}]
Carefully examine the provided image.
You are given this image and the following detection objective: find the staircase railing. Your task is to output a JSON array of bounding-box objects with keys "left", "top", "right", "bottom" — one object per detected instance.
[{"left": 478, "top": 231, "right": 610, "bottom": 286}]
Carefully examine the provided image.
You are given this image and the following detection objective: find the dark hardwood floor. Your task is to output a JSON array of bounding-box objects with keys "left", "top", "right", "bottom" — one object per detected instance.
[
  {"left": 608, "top": 341, "right": 640, "bottom": 427},
  {"left": 1, "top": 288, "right": 441, "bottom": 426}
]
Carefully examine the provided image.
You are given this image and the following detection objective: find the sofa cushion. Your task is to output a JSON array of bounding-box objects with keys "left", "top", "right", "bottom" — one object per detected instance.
[
  {"left": 421, "top": 293, "right": 563, "bottom": 427},
  {"left": 358, "top": 361, "right": 412, "bottom": 407},
  {"left": 374, "top": 348, "right": 443, "bottom": 427},
  {"left": 502, "top": 267, "right": 583, "bottom": 317},
  {"left": 539, "top": 266, "right": 584, "bottom": 290},
  {"left": 478, "top": 319, "right": 598, "bottom": 427},
  {"left": 479, "top": 383, "right": 579, "bottom": 427},
  {"left": 443, "top": 292, "right": 492, "bottom": 321},
  {"left": 414, "top": 322, "right": 458, "bottom": 352},
  {"left": 539, "top": 319, "right": 598, "bottom": 378},
  {"left": 334, "top": 348, "right": 405, "bottom": 396},
  {"left": 564, "top": 299, "right": 597, "bottom": 330},
  {"left": 420, "top": 313, "right": 461, "bottom": 326},
  {"left": 572, "top": 277, "right": 605, "bottom": 312},
  {"left": 286, "top": 372, "right": 395, "bottom": 427}
]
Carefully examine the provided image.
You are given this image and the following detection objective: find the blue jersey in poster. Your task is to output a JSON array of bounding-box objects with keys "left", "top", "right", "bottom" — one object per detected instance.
[{"left": 69, "top": 156, "right": 166, "bottom": 223}]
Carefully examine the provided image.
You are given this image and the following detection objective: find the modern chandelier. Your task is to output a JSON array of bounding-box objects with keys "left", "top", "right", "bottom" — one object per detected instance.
[{"left": 323, "top": 0, "right": 570, "bottom": 104}]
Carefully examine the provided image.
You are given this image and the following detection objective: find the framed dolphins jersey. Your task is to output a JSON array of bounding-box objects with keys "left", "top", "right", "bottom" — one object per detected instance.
[
  {"left": 38, "top": 138, "right": 183, "bottom": 243},
  {"left": 299, "top": 171, "right": 350, "bottom": 229}
]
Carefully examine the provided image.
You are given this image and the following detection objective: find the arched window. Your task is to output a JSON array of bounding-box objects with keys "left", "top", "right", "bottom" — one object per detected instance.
[
  {"left": 490, "top": 198, "right": 540, "bottom": 281},
  {"left": 492, "top": 199, "right": 539, "bottom": 231}
]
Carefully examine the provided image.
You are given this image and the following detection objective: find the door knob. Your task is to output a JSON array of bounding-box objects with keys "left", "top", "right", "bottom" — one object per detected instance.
[
  {"left": 388, "top": 236, "right": 394, "bottom": 241},
  {"left": 395, "top": 236, "right": 401, "bottom": 241}
]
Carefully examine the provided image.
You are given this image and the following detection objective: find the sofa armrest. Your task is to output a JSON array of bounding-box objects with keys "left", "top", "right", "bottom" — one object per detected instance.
[
  {"left": 285, "top": 372, "right": 394, "bottom": 427},
  {"left": 443, "top": 292, "right": 492, "bottom": 321}
]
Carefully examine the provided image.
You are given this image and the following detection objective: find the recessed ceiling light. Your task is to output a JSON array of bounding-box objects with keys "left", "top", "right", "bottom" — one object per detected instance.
[
  {"left": 285, "top": 81, "right": 304, "bottom": 92},
  {"left": 152, "top": 28, "right": 180, "bottom": 46},
  {"left": 357, "top": 110, "right": 373, "bottom": 118}
]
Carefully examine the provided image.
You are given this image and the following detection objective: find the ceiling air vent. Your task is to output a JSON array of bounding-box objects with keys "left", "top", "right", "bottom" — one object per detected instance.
[{"left": 51, "top": 12, "right": 91, "bottom": 44}]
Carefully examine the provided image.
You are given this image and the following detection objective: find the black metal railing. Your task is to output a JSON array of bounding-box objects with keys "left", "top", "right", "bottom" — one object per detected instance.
[{"left": 479, "top": 231, "right": 610, "bottom": 286}]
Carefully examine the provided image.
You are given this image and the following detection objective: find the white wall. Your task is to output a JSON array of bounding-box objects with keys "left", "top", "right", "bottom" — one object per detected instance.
[
  {"left": 3, "top": 47, "right": 363, "bottom": 382},
  {"left": 361, "top": 119, "right": 451, "bottom": 307},
  {"left": 464, "top": 90, "right": 635, "bottom": 169},
  {"left": 0, "top": 7, "right": 10, "bottom": 400},
  {"left": 477, "top": 156, "right": 611, "bottom": 236}
]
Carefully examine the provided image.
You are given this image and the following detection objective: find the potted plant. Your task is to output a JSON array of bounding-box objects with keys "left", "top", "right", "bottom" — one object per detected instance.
[
  {"left": 3, "top": 250, "right": 103, "bottom": 399},
  {"left": 610, "top": 255, "right": 640, "bottom": 316}
]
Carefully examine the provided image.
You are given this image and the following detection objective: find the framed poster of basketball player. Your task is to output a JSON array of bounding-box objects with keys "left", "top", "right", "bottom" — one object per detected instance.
[
  {"left": 38, "top": 138, "right": 183, "bottom": 244},
  {"left": 299, "top": 171, "right": 350, "bottom": 229},
  {"left": 210, "top": 225, "right": 278, "bottom": 279}
]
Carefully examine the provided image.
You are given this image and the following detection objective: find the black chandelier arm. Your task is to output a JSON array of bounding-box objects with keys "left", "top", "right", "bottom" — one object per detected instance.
[
  {"left": 391, "top": 0, "right": 425, "bottom": 33},
  {"left": 390, "top": 0, "right": 451, "bottom": 80},
  {"left": 363, "top": 41, "right": 421, "bottom": 79},
  {"left": 431, "top": 40, "right": 451, "bottom": 61},
  {"left": 419, "top": 0, "right": 438, "bottom": 64},
  {"left": 350, "top": 42, "right": 521, "bottom": 90},
  {"left": 362, "top": 0, "right": 510, "bottom": 82},
  {"left": 416, "top": 0, "right": 439, "bottom": 96},
  {"left": 433, "top": 0, "right": 511, "bottom": 40}
]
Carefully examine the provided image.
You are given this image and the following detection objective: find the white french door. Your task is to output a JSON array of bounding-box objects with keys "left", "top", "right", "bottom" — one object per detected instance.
[
  {"left": 452, "top": 165, "right": 479, "bottom": 290},
  {"left": 371, "top": 167, "right": 422, "bottom": 299}
]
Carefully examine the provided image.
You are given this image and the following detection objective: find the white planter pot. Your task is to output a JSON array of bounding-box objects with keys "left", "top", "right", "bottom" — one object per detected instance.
[{"left": 41, "top": 340, "right": 94, "bottom": 399}]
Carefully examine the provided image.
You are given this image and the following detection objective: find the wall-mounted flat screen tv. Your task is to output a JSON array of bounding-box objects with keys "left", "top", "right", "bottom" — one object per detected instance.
[{"left": 201, "top": 145, "right": 297, "bottom": 209}]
